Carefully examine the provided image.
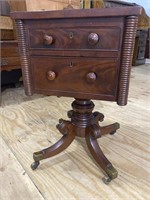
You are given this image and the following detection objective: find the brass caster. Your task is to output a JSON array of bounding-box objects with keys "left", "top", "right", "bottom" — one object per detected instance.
[
  {"left": 33, "top": 151, "right": 44, "bottom": 161},
  {"left": 110, "top": 122, "right": 120, "bottom": 135},
  {"left": 59, "top": 118, "right": 64, "bottom": 124},
  {"left": 102, "top": 176, "right": 112, "bottom": 185},
  {"left": 31, "top": 161, "right": 40, "bottom": 170},
  {"left": 109, "top": 131, "right": 116, "bottom": 135},
  {"left": 106, "top": 164, "right": 118, "bottom": 180}
]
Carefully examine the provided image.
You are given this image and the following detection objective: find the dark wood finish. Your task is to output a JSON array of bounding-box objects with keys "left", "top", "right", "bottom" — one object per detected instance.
[
  {"left": 1, "top": 30, "right": 14, "bottom": 40},
  {"left": 11, "top": 7, "right": 141, "bottom": 184},
  {"left": 11, "top": 7, "right": 141, "bottom": 19},
  {"left": 28, "top": 23, "right": 121, "bottom": 50},
  {"left": 0, "top": 40, "right": 21, "bottom": 71},
  {"left": 118, "top": 16, "right": 138, "bottom": 105},
  {"left": 31, "top": 99, "right": 120, "bottom": 183},
  {"left": 31, "top": 57, "right": 118, "bottom": 101},
  {"left": 15, "top": 19, "right": 33, "bottom": 95}
]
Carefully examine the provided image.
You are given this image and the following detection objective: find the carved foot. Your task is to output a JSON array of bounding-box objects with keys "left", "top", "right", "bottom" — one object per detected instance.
[
  {"left": 31, "top": 121, "right": 75, "bottom": 170},
  {"left": 102, "top": 164, "right": 118, "bottom": 184},
  {"left": 56, "top": 119, "right": 70, "bottom": 135},
  {"left": 86, "top": 126, "right": 118, "bottom": 184},
  {"left": 100, "top": 122, "right": 120, "bottom": 137},
  {"left": 93, "top": 111, "right": 104, "bottom": 122}
]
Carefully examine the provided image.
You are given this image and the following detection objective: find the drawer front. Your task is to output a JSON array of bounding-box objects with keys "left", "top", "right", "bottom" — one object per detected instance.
[
  {"left": 31, "top": 56, "right": 119, "bottom": 100},
  {"left": 1, "top": 46, "right": 19, "bottom": 57},
  {"left": 1, "top": 41, "right": 19, "bottom": 57},
  {"left": 0, "top": 57, "right": 20, "bottom": 67},
  {"left": 29, "top": 27, "right": 121, "bottom": 51}
]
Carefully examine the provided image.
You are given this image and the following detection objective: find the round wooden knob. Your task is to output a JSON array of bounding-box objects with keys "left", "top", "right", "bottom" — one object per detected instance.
[
  {"left": 88, "top": 33, "right": 99, "bottom": 45},
  {"left": 47, "top": 71, "right": 56, "bottom": 81},
  {"left": 86, "top": 72, "right": 97, "bottom": 83},
  {"left": 44, "top": 34, "right": 54, "bottom": 45}
]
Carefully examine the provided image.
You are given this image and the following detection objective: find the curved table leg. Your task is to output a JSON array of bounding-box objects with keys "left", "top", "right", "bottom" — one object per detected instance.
[
  {"left": 100, "top": 122, "right": 120, "bottom": 137},
  {"left": 86, "top": 126, "right": 118, "bottom": 184},
  {"left": 31, "top": 121, "right": 75, "bottom": 170}
]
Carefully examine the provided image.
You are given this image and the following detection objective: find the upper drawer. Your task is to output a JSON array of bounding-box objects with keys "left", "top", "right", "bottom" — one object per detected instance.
[{"left": 28, "top": 27, "right": 121, "bottom": 51}]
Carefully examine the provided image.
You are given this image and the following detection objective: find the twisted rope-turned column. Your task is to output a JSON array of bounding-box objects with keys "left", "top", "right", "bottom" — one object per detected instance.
[
  {"left": 15, "top": 20, "right": 33, "bottom": 95},
  {"left": 117, "top": 16, "right": 138, "bottom": 106}
]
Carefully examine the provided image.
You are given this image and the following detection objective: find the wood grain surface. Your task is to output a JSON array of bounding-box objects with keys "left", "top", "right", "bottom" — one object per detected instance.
[
  {"left": 0, "top": 63, "right": 150, "bottom": 200},
  {"left": 0, "top": 137, "right": 44, "bottom": 200}
]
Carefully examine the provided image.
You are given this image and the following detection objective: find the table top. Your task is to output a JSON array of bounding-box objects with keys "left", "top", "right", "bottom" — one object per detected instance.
[{"left": 11, "top": 6, "right": 142, "bottom": 19}]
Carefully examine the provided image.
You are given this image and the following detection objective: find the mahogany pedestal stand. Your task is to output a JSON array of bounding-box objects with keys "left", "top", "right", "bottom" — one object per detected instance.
[{"left": 31, "top": 99, "right": 120, "bottom": 184}]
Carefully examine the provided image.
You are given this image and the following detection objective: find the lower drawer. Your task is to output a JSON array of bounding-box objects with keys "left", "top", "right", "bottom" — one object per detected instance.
[
  {"left": 1, "top": 40, "right": 19, "bottom": 57},
  {"left": 31, "top": 56, "right": 119, "bottom": 100}
]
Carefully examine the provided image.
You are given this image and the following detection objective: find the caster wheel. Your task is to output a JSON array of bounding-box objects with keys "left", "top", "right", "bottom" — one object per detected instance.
[
  {"left": 110, "top": 123, "right": 120, "bottom": 135},
  {"left": 59, "top": 118, "right": 64, "bottom": 124},
  {"left": 102, "top": 176, "right": 111, "bottom": 185},
  {"left": 110, "top": 131, "right": 116, "bottom": 135},
  {"left": 31, "top": 161, "right": 40, "bottom": 170}
]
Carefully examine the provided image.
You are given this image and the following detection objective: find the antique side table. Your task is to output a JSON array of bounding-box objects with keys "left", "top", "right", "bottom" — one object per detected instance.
[{"left": 11, "top": 7, "right": 141, "bottom": 184}]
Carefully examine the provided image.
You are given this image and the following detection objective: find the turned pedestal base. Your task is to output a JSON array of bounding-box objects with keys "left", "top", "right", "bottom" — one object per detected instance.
[{"left": 31, "top": 99, "right": 120, "bottom": 184}]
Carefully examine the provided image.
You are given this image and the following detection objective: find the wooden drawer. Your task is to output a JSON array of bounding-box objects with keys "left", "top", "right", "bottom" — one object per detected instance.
[
  {"left": 1, "top": 40, "right": 19, "bottom": 57},
  {"left": 0, "top": 41, "right": 21, "bottom": 71},
  {"left": 31, "top": 56, "right": 119, "bottom": 100},
  {"left": 1, "top": 57, "right": 20, "bottom": 67},
  {"left": 29, "top": 27, "right": 121, "bottom": 51}
]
